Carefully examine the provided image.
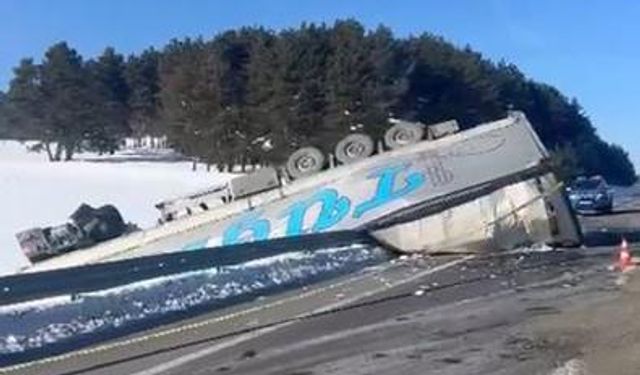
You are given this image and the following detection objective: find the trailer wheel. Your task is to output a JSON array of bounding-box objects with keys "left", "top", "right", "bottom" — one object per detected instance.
[
  {"left": 334, "top": 133, "right": 374, "bottom": 164},
  {"left": 286, "top": 146, "right": 326, "bottom": 179},
  {"left": 384, "top": 122, "right": 425, "bottom": 149}
]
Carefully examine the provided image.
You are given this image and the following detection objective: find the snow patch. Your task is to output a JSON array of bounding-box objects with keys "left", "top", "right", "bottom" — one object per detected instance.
[
  {"left": 0, "top": 244, "right": 388, "bottom": 354},
  {"left": 549, "top": 359, "right": 588, "bottom": 375},
  {"left": 0, "top": 140, "right": 235, "bottom": 275}
]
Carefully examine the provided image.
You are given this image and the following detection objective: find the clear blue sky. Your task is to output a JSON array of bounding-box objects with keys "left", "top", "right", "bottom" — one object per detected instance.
[{"left": 1, "top": 0, "right": 639, "bottom": 168}]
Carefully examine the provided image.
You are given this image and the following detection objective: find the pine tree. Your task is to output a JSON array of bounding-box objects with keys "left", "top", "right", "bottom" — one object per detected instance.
[
  {"left": 261, "top": 23, "right": 331, "bottom": 158},
  {"left": 38, "top": 42, "right": 94, "bottom": 160},
  {"left": 0, "top": 91, "right": 9, "bottom": 138},
  {"left": 244, "top": 28, "right": 281, "bottom": 165},
  {"left": 160, "top": 38, "right": 229, "bottom": 168},
  {"left": 85, "top": 47, "right": 131, "bottom": 153},
  {"left": 403, "top": 34, "right": 502, "bottom": 128},
  {"left": 126, "top": 48, "right": 161, "bottom": 137},
  {"left": 6, "top": 59, "right": 46, "bottom": 144},
  {"left": 214, "top": 29, "right": 261, "bottom": 171},
  {"left": 358, "top": 25, "right": 408, "bottom": 137},
  {"left": 323, "top": 20, "right": 369, "bottom": 146}
]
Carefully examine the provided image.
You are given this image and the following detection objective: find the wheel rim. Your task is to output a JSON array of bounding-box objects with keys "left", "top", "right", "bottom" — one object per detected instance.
[
  {"left": 335, "top": 133, "right": 374, "bottom": 164},
  {"left": 345, "top": 142, "right": 365, "bottom": 157},
  {"left": 286, "top": 146, "right": 325, "bottom": 179},
  {"left": 295, "top": 155, "right": 317, "bottom": 171},
  {"left": 384, "top": 122, "right": 424, "bottom": 149},
  {"left": 394, "top": 129, "right": 413, "bottom": 144}
]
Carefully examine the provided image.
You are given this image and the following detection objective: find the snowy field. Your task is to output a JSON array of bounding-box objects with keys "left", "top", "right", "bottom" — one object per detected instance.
[{"left": 0, "top": 140, "right": 235, "bottom": 273}]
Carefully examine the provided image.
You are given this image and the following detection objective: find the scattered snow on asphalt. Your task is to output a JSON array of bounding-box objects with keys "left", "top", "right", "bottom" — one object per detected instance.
[
  {"left": 0, "top": 244, "right": 387, "bottom": 354},
  {"left": 549, "top": 358, "right": 588, "bottom": 375}
]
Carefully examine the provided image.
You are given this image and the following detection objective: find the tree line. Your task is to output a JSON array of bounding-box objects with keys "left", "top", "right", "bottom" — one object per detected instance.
[{"left": 0, "top": 19, "right": 635, "bottom": 184}]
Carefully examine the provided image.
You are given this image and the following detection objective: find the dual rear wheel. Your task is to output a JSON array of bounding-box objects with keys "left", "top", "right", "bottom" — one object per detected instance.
[
  {"left": 285, "top": 122, "right": 424, "bottom": 179},
  {"left": 384, "top": 121, "right": 425, "bottom": 149}
]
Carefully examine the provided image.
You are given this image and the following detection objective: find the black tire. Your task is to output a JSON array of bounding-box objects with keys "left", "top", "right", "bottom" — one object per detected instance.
[
  {"left": 286, "top": 146, "right": 326, "bottom": 179},
  {"left": 70, "top": 203, "right": 98, "bottom": 229},
  {"left": 384, "top": 121, "right": 425, "bottom": 149},
  {"left": 334, "top": 133, "right": 375, "bottom": 164},
  {"left": 89, "top": 205, "right": 127, "bottom": 241}
]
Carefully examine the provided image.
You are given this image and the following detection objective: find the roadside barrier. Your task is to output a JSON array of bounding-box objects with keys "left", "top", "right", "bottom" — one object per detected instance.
[{"left": 0, "top": 230, "right": 376, "bottom": 306}]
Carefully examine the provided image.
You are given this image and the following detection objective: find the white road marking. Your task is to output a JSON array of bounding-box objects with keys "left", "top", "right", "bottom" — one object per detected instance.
[
  {"left": 128, "top": 327, "right": 283, "bottom": 375},
  {"left": 130, "top": 256, "right": 473, "bottom": 375}
]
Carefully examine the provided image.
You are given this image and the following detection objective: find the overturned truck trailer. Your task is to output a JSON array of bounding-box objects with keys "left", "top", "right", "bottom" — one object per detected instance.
[{"left": 21, "top": 111, "right": 580, "bottom": 274}]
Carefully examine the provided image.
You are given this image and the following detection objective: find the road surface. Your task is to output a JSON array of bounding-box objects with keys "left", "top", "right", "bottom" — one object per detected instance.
[{"left": 3, "top": 185, "right": 640, "bottom": 375}]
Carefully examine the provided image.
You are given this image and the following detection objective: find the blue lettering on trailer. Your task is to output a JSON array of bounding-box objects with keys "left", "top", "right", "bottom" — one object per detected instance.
[{"left": 185, "top": 163, "right": 427, "bottom": 249}]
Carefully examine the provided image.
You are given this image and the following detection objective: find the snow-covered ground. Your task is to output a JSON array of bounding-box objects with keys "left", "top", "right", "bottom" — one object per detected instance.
[{"left": 0, "top": 140, "right": 235, "bottom": 273}]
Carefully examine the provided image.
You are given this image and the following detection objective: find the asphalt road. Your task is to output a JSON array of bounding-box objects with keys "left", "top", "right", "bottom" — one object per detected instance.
[
  {"left": 3, "top": 186, "right": 639, "bottom": 375},
  {"left": 580, "top": 183, "right": 640, "bottom": 245},
  {"left": 1, "top": 251, "right": 609, "bottom": 375}
]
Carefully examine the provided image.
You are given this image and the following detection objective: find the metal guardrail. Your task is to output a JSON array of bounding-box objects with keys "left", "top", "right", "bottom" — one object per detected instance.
[{"left": 0, "top": 230, "right": 377, "bottom": 306}]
